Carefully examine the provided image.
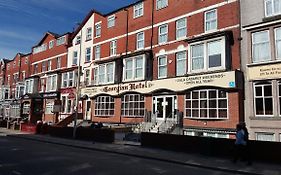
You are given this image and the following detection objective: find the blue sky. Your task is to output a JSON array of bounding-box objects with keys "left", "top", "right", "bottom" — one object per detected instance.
[{"left": 0, "top": 0, "right": 138, "bottom": 59}]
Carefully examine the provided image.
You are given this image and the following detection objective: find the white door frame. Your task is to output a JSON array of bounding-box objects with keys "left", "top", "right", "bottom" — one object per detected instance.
[
  {"left": 85, "top": 99, "right": 91, "bottom": 120},
  {"left": 153, "top": 95, "right": 177, "bottom": 122}
]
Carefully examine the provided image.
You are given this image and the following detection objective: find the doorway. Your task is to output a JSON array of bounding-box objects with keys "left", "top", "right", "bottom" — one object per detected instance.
[{"left": 152, "top": 95, "right": 177, "bottom": 121}]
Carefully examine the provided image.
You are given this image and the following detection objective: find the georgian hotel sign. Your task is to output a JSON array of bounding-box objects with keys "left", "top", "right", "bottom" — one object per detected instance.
[
  {"left": 81, "top": 71, "right": 240, "bottom": 97},
  {"left": 247, "top": 63, "right": 281, "bottom": 80}
]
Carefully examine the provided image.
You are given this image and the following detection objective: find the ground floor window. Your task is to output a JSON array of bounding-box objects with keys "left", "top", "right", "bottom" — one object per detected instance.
[
  {"left": 256, "top": 132, "right": 275, "bottom": 142},
  {"left": 121, "top": 94, "right": 145, "bottom": 117},
  {"left": 254, "top": 81, "right": 273, "bottom": 116},
  {"left": 22, "top": 103, "right": 30, "bottom": 114},
  {"left": 61, "top": 96, "right": 73, "bottom": 114},
  {"left": 183, "top": 130, "right": 229, "bottom": 138},
  {"left": 185, "top": 89, "right": 228, "bottom": 119},
  {"left": 45, "top": 100, "right": 54, "bottom": 114},
  {"left": 10, "top": 105, "right": 20, "bottom": 118},
  {"left": 94, "top": 96, "right": 114, "bottom": 116}
]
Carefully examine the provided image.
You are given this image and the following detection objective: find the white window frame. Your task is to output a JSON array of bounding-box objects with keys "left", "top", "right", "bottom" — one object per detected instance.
[
  {"left": 176, "top": 51, "right": 187, "bottom": 76},
  {"left": 46, "top": 74, "right": 57, "bottom": 92},
  {"left": 76, "top": 35, "right": 81, "bottom": 45},
  {"left": 252, "top": 30, "right": 271, "bottom": 63},
  {"left": 61, "top": 71, "right": 75, "bottom": 88},
  {"left": 47, "top": 60, "right": 52, "bottom": 71},
  {"left": 156, "top": 0, "right": 168, "bottom": 10},
  {"left": 188, "top": 37, "right": 225, "bottom": 73},
  {"left": 45, "top": 100, "right": 54, "bottom": 114},
  {"left": 40, "top": 78, "right": 45, "bottom": 92},
  {"left": 123, "top": 55, "right": 146, "bottom": 82},
  {"left": 73, "top": 51, "right": 78, "bottom": 65},
  {"left": 158, "top": 24, "right": 168, "bottom": 44},
  {"left": 107, "top": 15, "right": 115, "bottom": 28},
  {"left": 85, "top": 47, "right": 91, "bottom": 62},
  {"left": 176, "top": 18, "right": 187, "bottom": 39},
  {"left": 49, "top": 40, "right": 54, "bottom": 49},
  {"left": 94, "top": 62, "right": 115, "bottom": 85},
  {"left": 158, "top": 55, "right": 167, "bottom": 79},
  {"left": 121, "top": 94, "right": 145, "bottom": 117},
  {"left": 95, "top": 22, "right": 101, "bottom": 37},
  {"left": 61, "top": 95, "right": 73, "bottom": 114},
  {"left": 56, "top": 57, "right": 61, "bottom": 69},
  {"left": 254, "top": 82, "right": 274, "bottom": 116},
  {"left": 25, "top": 79, "right": 34, "bottom": 94},
  {"left": 56, "top": 36, "right": 66, "bottom": 46},
  {"left": 185, "top": 89, "right": 228, "bottom": 119},
  {"left": 204, "top": 9, "right": 217, "bottom": 32},
  {"left": 256, "top": 132, "right": 275, "bottom": 142},
  {"left": 136, "top": 32, "right": 145, "bottom": 50},
  {"left": 94, "top": 96, "right": 115, "bottom": 116},
  {"left": 86, "top": 27, "right": 92, "bottom": 41},
  {"left": 110, "top": 40, "right": 117, "bottom": 56},
  {"left": 95, "top": 45, "right": 101, "bottom": 60},
  {"left": 275, "top": 27, "right": 281, "bottom": 59},
  {"left": 265, "top": 0, "right": 281, "bottom": 17},
  {"left": 134, "top": 2, "right": 144, "bottom": 18},
  {"left": 84, "top": 69, "right": 91, "bottom": 86}
]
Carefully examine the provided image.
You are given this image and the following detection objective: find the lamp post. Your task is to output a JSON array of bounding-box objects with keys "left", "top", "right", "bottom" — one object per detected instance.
[{"left": 73, "top": 23, "right": 82, "bottom": 139}]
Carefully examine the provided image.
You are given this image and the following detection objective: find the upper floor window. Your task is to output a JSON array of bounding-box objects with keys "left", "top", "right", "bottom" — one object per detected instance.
[
  {"left": 84, "top": 69, "right": 90, "bottom": 86},
  {"left": 56, "top": 36, "right": 66, "bottom": 46},
  {"left": 25, "top": 79, "right": 34, "bottom": 94},
  {"left": 176, "top": 51, "right": 187, "bottom": 76},
  {"left": 156, "top": 0, "right": 168, "bottom": 10},
  {"left": 86, "top": 27, "right": 92, "bottom": 40},
  {"left": 85, "top": 47, "right": 91, "bottom": 62},
  {"left": 134, "top": 2, "right": 144, "bottom": 18},
  {"left": 252, "top": 30, "right": 270, "bottom": 63},
  {"left": 94, "top": 62, "right": 114, "bottom": 85},
  {"left": 22, "top": 71, "right": 26, "bottom": 80},
  {"left": 110, "top": 40, "right": 117, "bottom": 56},
  {"left": 76, "top": 35, "right": 81, "bottom": 45},
  {"left": 34, "top": 64, "right": 38, "bottom": 74},
  {"left": 123, "top": 55, "right": 145, "bottom": 81},
  {"left": 95, "top": 22, "right": 101, "bottom": 37},
  {"left": 56, "top": 57, "right": 61, "bottom": 69},
  {"left": 265, "top": 0, "right": 281, "bottom": 17},
  {"left": 189, "top": 37, "right": 225, "bottom": 72},
  {"left": 42, "top": 61, "right": 46, "bottom": 72},
  {"left": 275, "top": 27, "right": 281, "bottom": 59},
  {"left": 49, "top": 40, "right": 54, "bottom": 49},
  {"left": 107, "top": 15, "right": 115, "bottom": 28},
  {"left": 33, "top": 44, "right": 47, "bottom": 54},
  {"left": 205, "top": 9, "right": 217, "bottom": 32},
  {"left": 47, "top": 60, "right": 52, "bottom": 71},
  {"left": 62, "top": 71, "right": 75, "bottom": 88},
  {"left": 46, "top": 74, "right": 57, "bottom": 92},
  {"left": 136, "top": 32, "right": 144, "bottom": 50},
  {"left": 158, "top": 24, "right": 168, "bottom": 44},
  {"left": 176, "top": 18, "right": 187, "bottom": 39},
  {"left": 158, "top": 55, "right": 167, "bottom": 79},
  {"left": 95, "top": 45, "right": 101, "bottom": 60},
  {"left": 73, "top": 51, "right": 78, "bottom": 65}
]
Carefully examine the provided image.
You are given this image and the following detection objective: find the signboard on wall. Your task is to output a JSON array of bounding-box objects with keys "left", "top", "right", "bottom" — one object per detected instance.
[
  {"left": 247, "top": 63, "right": 281, "bottom": 80},
  {"left": 81, "top": 70, "right": 240, "bottom": 97}
]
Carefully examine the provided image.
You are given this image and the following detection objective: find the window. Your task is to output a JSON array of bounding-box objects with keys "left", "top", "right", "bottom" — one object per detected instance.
[
  {"left": 22, "top": 103, "right": 30, "bottom": 114},
  {"left": 254, "top": 82, "right": 273, "bottom": 116},
  {"left": 110, "top": 40, "right": 117, "bottom": 56},
  {"left": 56, "top": 36, "right": 66, "bottom": 46},
  {"left": 205, "top": 9, "right": 217, "bottom": 32},
  {"left": 85, "top": 47, "right": 91, "bottom": 62},
  {"left": 46, "top": 75, "right": 57, "bottom": 91},
  {"left": 25, "top": 79, "right": 34, "bottom": 94},
  {"left": 45, "top": 100, "right": 54, "bottom": 114},
  {"left": 94, "top": 96, "right": 114, "bottom": 116},
  {"left": 13, "top": 62, "right": 16, "bottom": 68},
  {"left": 62, "top": 73, "right": 68, "bottom": 87},
  {"left": 176, "top": 18, "right": 187, "bottom": 39},
  {"left": 61, "top": 71, "right": 75, "bottom": 88},
  {"left": 256, "top": 132, "right": 275, "bottom": 141},
  {"left": 107, "top": 15, "right": 115, "bottom": 28},
  {"left": 252, "top": 31, "right": 270, "bottom": 62},
  {"left": 56, "top": 57, "right": 61, "bottom": 69},
  {"left": 16, "top": 85, "right": 25, "bottom": 99},
  {"left": 95, "top": 23, "right": 101, "bottom": 37},
  {"left": 94, "top": 63, "right": 114, "bottom": 85},
  {"left": 34, "top": 64, "right": 38, "bottom": 74},
  {"left": 22, "top": 71, "right": 25, "bottom": 80},
  {"left": 7, "top": 75, "right": 10, "bottom": 84},
  {"left": 156, "top": 0, "right": 168, "bottom": 10},
  {"left": 158, "top": 56, "right": 167, "bottom": 78},
  {"left": 158, "top": 24, "right": 168, "bottom": 44},
  {"left": 49, "top": 40, "right": 54, "bottom": 49},
  {"left": 40, "top": 78, "right": 45, "bottom": 92},
  {"left": 61, "top": 96, "right": 73, "bottom": 114},
  {"left": 76, "top": 35, "right": 81, "bottom": 45},
  {"left": 33, "top": 44, "right": 47, "bottom": 54},
  {"left": 47, "top": 60, "right": 52, "bottom": 71},
  {"left": 123, "top": 55, "right": 145, "bottom": 81},
  {"left": 42, "top": 61, "right": 46, "bottom": 72},
  {"left": 95, "top": 45, "right": 101, "bottom": 60},
  {"left": 275, "top": 27, "right": 281, "bottom": 59},
  {"left": 121, "top": 94, "right": 145, "bottom": 116},
  {"left": 136, "top": 32, "right": 145, "bottom": 50},
  {"left": 85, "top": 69, "right": 90, "bottom": 86},
  {"left": 265, "top": 0, "right": 281, "bottom": 17},
  {"left": 86, "top": 27, "right": 92, "bottom": 40},
  {"left": 190, "top": 38, "right": 224, "bottom": 71},
  {"left": 176, "top": 51, "right": 187, "bottom": 76},
  {"left": 185, "top": 89, "right": 228, "bottom": 119},
  {"left": 134, "top": 2, "right": 144, "bottom": 18},
  {"left": 73, "top": 51, "right": 78, "bottom": 65},
  {"left": 25, "top": 57, "right": 28, "bottom": 64}
]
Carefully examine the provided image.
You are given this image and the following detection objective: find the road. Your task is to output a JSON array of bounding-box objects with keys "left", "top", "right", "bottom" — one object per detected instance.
[{"left": 0, "top": 136, "right": 242, "bottom": 175}]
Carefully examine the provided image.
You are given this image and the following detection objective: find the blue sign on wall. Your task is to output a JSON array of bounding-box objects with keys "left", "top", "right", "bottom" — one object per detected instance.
[{"left": 229, "top": 81, "right": 235, "bottom": 88}]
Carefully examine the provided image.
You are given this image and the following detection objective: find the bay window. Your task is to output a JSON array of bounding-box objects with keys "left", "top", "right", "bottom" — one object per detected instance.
[
  {"left": 61, "top": 71, "right": 75, "bottom": 88},
  {"left": 46, "top": 75, "right": 57, "bottom": 92},
  {"left": 123, "top": 55, "right": 145, "bottom": 81},
  {"left": 94, "top": 62, "right": 114, "bottom": 85},
  {"left": 252, "top": 31, "right": 270, "bottom": 63}
]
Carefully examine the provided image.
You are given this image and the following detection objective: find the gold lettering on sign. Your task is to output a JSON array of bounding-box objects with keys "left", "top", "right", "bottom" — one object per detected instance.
[
  {"left": 259, "top": 67, "right": 281, "bottom": 76},
  {"left": 175, "top": 73, "right": 225, "bottom": 85},
  {"left": 102, "top": 82, "right": 153, "bottom": 93}
]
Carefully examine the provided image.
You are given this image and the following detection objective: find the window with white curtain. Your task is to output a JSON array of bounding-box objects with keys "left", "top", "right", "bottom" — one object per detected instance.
[
  {"left": 252, "top": 31, "right": 270, "bottom": 62},
  {"left": 123, "top": 55, "right": 145, "bottom": 81},
  {"left": 110, "top": 40, "right": 117, "bottom": 56},
  {"left": 107, "top": 15, "right": 115, "bottom": 28},
  {"left": 256, "top": 132, "right": 275, "bottom": 142},
  {"left": 85, "top": 47, "right": 91, "bottom": 62},
  {"left": 275, "top": 27, "right": 281, "bottom": 59},
  {"left": 191, "top": 44, "right": 204, "bottom": 70},
  {"left": 254, "top": 82, "right": 273, "bottom": 116},
  {"left": 265, "top": 0, "right": 281, "bottom": 17},
  {"left": 205, "top": 9, "right": 217, "bottom": 32},
  {"left": 94, "top": 62, "right": 114, "bottom": 85},
  {"left": 46, "top": 75, "right": 57, "bottom": 92},
  {"left": 136, "top": 32, "right": 144, "bottom": 50},
  {"left": 158, "top": 24, "right": 168, "bottom": 44},
  {"left": 176, "top": 18, "right": 187, "bottom": 39},
  {"left": 134, "top": 2, "right": 144, "bottom": 18},
  {"left": 95, "top": 45, "right": 101, "bottom": 60},
  {"left": 158, "top": 55, "right": 167, "bottom": 79},
  {"left": 176, "top": 51, "right": 187, "bottom": 76}
]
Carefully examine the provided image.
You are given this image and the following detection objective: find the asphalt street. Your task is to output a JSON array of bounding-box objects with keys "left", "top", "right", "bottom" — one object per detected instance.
[{"left": 0, "top": 135, "right": 244, "bottom": 175}]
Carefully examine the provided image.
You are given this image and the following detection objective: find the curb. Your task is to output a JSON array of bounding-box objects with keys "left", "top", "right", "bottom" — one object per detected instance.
[{"left": 8, "top": 134, "right": 262, "bottom": 175}]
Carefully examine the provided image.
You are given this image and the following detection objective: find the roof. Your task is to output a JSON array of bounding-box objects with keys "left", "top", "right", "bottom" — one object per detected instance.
[{"left": 32, "top": 31, "right": 71, "bottom": 48}]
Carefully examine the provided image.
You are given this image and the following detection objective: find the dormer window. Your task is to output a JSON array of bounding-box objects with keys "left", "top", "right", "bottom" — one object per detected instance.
[
  {"left": 49, "top": 40, "right": 54, "bottom": 49},
  {"left": 56, "top": 36, "right": 66, "bottom": 46}
]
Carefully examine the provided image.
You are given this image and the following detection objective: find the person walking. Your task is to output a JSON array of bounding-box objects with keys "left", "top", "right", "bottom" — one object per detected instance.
[
  {"left": 233, "top": 123, "right": 246, "bottom": 163},
  {"left": 241, "top": 122, "right": 252, "bottom": 165}
]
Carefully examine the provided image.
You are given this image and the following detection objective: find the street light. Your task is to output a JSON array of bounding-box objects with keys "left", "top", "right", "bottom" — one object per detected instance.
[{"left": 73, "top": 23, "right": 82, "bottom": 139}]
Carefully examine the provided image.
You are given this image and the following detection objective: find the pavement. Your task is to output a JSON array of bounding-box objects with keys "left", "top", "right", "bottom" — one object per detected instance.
[{"left": 1, "top": 128, "right": 281, "bottom": 175}]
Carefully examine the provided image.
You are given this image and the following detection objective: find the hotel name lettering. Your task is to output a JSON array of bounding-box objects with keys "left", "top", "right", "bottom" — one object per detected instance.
[
  {"left": 102, "top": 82, "right": 153, "bottom": 93},
  {"left": 176, "top": 74, "right": 226, "bottom": 85},
  {"left": 259, "top": 67, "right": 281, "bottom": 76}
]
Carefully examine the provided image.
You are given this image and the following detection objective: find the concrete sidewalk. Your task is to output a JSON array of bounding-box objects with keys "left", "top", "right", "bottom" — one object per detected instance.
[{"left": 1, "top": 128, "right": 281, "bottom": 175}]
